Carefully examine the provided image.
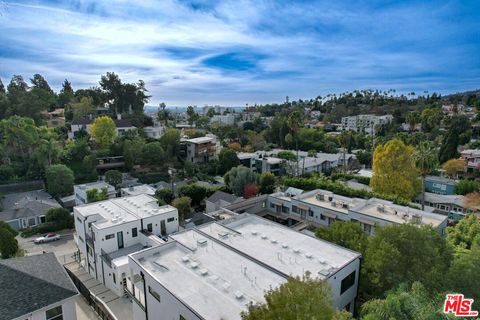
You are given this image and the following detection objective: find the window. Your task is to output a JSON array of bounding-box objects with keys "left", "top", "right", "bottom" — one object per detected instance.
[
  {"left": 105, "top": 234, "right": 115, "bottom": 240},
  {"left": 149, "top": 286, "right": 161, "bottom": 302},
  {"left": 167, "top": 217, "right": 175, "bottom": 223},
  {"left": 46, "top": 305, "right": 63, "bottom": 320},
  {"left": 292, "top": 205, "right": 298, "bottom": 213},
  {"left": 132, "top": 228, "right": 138, "bottom": 238},
  {"left": 147, "top": 223, "right": 153, "bottom": 232},
  {"left": 363, "top": 223, "right": 372, "bottom": 235},
  {"left": 340, "top": 271, "right": 356, "bottom": 294},
  {"left": 308, "top": 210, "right": 314, "bottom": 217},
  {"left": 320, "top": 214, "right": 326, "bottom": 220},
  {"left": 113, "top": 273, "right": 116, "bottom": 284},
  {"left": 76, "top": 217, "right": 82, "bottom": 223},
  {"left": 270, "top": 203, "right": 275, "bottom": 209},
  {"left": 282, "top": 206, "right": 289, "bottom": 213}
]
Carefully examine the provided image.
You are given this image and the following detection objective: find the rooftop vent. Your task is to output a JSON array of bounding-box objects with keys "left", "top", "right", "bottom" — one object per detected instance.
[
  {"left": 181, "top": 256, "right": 190, "bottom": 263},
  {"left": 261, "top": 235, "right": 268, "bottom": 240},
  {"left": 270, "top": 239, "right": 277, "bottom": 244},
  {"left": 318, "top": 270, "right": 330, "bottom": 277},
  {"left": 218, "top": 232, "right": 229, "bottom": 238},
  {"left": 316, "top": 194, "right": 324, "bottom": 201},
  {"left": 377, "top": 205, "right": 385, "bottom": 212},
  {"left": 197, "top": 238, "right": 207, "bottom": 246},
  {"left": 222, "top": 282, "right": 231, "bottom": 292},
  {"left": 293, "top": 248, "right": 301, "bottom": 254},
  {"left": 111, "top": 218, "right": 118, "bottom": 223},
  {"left": 251, "top": 231, "right": 258, "bottom": 235},
  {"left": 234, "top": 290, "right": 244, "bottom": 299},
  {"left": 331, "top": 201, "right": 336, "bottom": 207},
  {"left": 199, "top": 268, "right": 208, "bottom": 276},
  {"left": 282, "top": 243, "right": 288, "bottom": 249},
  {"left": 305, "top": 253, "right": 313, "bottom": 259},
  {"left": 190, "top": 262, "right": 199, "bottom": 269}
]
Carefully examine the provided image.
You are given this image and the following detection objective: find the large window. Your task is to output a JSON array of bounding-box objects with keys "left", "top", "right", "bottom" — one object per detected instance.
[
  {"left": 132, "top": 227, "right": 138, "bottom": 238},
  {"left": 340, "top": 271, "right": 356, "bottom": 294},
  {"left": 147, "top": 223, "right": 153, "bottom": 232},
  {"left": 105, "top": 234, "right": 115, "bottom": 240},
  {"left": 149, "top": 286, "right": 161, "bottom": 302},
  {"left": 167, "top": 217, "right": 175, "bottom": 223},
  {"left": 46, "top": 305, "right": 63, "bottom": 320}
]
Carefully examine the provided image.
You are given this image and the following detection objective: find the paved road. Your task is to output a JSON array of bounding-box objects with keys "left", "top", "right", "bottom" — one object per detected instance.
[{"left": 17, "top": 230, "right": 78, "bottom": 262}]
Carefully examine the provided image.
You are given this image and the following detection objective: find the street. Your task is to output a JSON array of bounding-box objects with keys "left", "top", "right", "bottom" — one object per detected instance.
[{"left": 16, "top": 229, "right": 78, "bottom": 263}]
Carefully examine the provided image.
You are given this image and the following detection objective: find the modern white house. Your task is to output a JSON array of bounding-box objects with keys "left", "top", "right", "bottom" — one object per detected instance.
[
  {"left": 266, "top": 189, "right": 448, "bottom": 236},
  {"left": 340, "top": 114, "right": 393, "bottom": 134},
  {"left": 0, "top": 253, "right": 79, "bottom": 320},
  {"left": 126, "top": 214, "right": 361, "bottom": 320},
  {"left": 74, "top": 181, "right": 116, "bottom": 206},
  {"left": 73, "top": 194, "right": 179, "bottom": 297},
  {"left": 143, "top": 125, "right": 165, "bottom": 139},
  {"left": 121, "top": 184, "right": 157, "bottom": 197}
]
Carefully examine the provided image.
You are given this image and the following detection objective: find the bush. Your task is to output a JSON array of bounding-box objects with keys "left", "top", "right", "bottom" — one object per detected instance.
[
  {"left": 455, "top": 179, "right": 480, "bottom": 195},
  {"left": 20, "top": 208, "right": 73, "bottom": 237},
  {"left": 330, "top": 173, "right": 370, "bottom": 185},
  {"left": 0, "top": 165, "right": 14, "bottom": 182}
]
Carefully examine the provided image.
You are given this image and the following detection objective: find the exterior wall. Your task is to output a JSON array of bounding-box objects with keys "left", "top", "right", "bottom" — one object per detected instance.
[
  {"left": 327, "top": 258, "right": 360, "bottom": 313},
  {"left": 14, "top": 297, "right": 77, "bottom": 320},
  {"left": 74, "top": 185, "right": 116, "bottom": 206},
  {"left": 424, "top": 179, "right": 455, "bottom": 195}
]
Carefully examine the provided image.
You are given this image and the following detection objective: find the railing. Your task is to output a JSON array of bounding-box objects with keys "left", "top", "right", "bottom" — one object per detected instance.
[
  {"left": 101, "top": 249, "right": 113, "bottom": 268},
  {"left": 125, "top": 277, "right": 145, "bottom": 311}
]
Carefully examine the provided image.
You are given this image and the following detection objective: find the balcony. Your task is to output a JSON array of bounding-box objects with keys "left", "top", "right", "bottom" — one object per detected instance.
[{"left": 125, "top": 275, "right": 145, "bottom": 311}]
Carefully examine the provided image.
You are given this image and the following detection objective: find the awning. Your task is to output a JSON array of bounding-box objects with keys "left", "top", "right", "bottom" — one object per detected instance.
[
  {"left": 322, "top": 211, "right": 337, "bottom": 219},
  {"left": 359, "top": 219, "right": 375, "bottom": 226},
  {"left": 271, "top": 200, "right": 283, "bottom": 206},
  {"left": 297, "top": 203, "right": 310, "bottom": 210}
]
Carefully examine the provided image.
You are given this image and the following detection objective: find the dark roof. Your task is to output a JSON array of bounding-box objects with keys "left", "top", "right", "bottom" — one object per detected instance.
[
  {"left": 0, "top": 190, "right": 61, "bottom": 221},
  {"left": 71, "top": 117, "right": 134, "bottom": 128},
  {"left": 206, "top": 191, "right": 238, "bottom": 204},
  {"left": 0, "top": 253, "right": 78, "bottom": 320}
]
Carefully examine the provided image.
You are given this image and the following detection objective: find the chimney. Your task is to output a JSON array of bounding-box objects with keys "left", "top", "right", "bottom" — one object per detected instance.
[{"left": 117, "top": 114, "right": 122, "bottom": 120}]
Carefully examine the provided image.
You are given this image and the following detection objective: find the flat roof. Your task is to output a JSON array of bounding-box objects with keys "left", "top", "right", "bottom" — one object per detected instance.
[
  {"left": 197, "top": 215, "right": 360, "bottom": 278},
  {"left": 133, "top": 230, "right": 286, "bottom": 320},
  {"left": 75, "top": 194, "right": 176, "bottom": 229},
  {"left": 184, "top": 136, "right": 214, "bottom": 144},
  {"left": 298, "top": 190, "right": 362, "bottom": 214},
  {"left": 121, "top": 185, "right": 156, "bottom": 196}
]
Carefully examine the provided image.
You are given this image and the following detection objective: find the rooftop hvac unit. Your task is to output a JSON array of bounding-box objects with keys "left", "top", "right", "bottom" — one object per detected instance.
[
  {"left": 316, "top": 194, "right": 324, "bottom": 201},
  {"left": 181, "top": 256, "right": 190, "bottom": 263},
  {"left": 270, "top": 239, "right": 277, "bottom": 244},
  {"left": 190, "top": 262, "right": 199, "bottom": 269},
  {"left": 218, "top": 232, "right": 229, "bottom": 238},
  {"left": 251, "top": 230, "right": 258, "bottom": 235},
  {"left": 293, "top": 248, "right": 301, "bottom": 254},
  {"left": 199, "top": 268, "right": 208, "bottom": 276},
  {"left": 282, "top": 243, "right": 288, "bottom": 249},
  {"left": 318, "top": 270, "right": 330, "bottom": 277},
  {"left": 377, "top": 205, "right": 385, "bottom": 212},
  {"left": 197, "top": 238, "right": 207, "bottom": 246},
  {"left": 111, "top": 218, "right": 118, "bottom": 223},
  {"left": 261, "top": 235, "right": 268, "bottom": 240},
  {"left": 234, "top": 291, "right": 244, "bottom": 299},
  {"left": 305, "top": 253, "right": 313, "bottom": 259},
  {"left": 331, "top": 201, "right": 336, "bottom": 207}
]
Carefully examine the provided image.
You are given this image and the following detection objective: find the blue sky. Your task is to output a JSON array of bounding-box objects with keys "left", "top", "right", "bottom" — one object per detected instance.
[{"left": 0, "top": 0, "right": 479, "bottom": 106}]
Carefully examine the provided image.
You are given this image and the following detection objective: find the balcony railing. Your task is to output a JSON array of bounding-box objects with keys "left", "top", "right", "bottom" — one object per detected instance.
[{"left": 101, "top": 249, "right": 113, "bottom": 268}]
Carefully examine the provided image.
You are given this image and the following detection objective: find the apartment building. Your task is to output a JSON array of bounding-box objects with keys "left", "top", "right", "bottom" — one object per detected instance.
[
  {"left": 340, "top": 114, "right": 393, "bottom": 134},
  {"left": 181, "top": 136, "right": 217, "bottom": 164},
  {"left": 210, "top": 114, "right": 236, "bottom": 125},
  {"left": 266, "top": 189, "right": 448, "bottom": 236},
  {"left": 74, "top": 181, "right": 116, "bottom": 206},
  {"left": 73, "top": 194, "right": 179, "bottom": 297},
  {"left": 126, "top": 214, "right": 361, "bottom": 320}
]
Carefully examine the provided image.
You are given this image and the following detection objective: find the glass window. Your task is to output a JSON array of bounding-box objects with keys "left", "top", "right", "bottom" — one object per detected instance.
[
  {"left": 46, "top": 305, "right": 63, "bottom": 320},
  {"left": 320, "top": 214, "right": 326, "bottom": 220},
  {"left": 292, "top": 206, "right": 298, "bottom": 213},
  {"left": 105, "top": 234, "right": 115, "bottom": 240},
  {"left": 113, "top": 273, "right": 116, "bottom": 284},
  {"left": 167, "top": 217, "right": 175, "bottom": 222},
  {"left": 147, "top": 223, "right": 153, "bottom": 232},
  {"left": 340, "top": 271, "right": 356, "bottom": 294},
  {"left": 149, "top": 286, "right": 161, "bottom": 302},
  {"left": 132, "top": 228, "right": 138, "bottom": 238}
]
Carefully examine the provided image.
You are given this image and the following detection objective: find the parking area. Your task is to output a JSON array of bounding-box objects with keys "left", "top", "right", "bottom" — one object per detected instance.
[{"left": 16, "top": 229, "right": 78, "bottom": 262}]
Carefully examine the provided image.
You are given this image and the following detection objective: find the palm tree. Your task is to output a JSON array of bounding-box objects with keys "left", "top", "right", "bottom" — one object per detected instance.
[
  {"left": 413, "top": 141, "right": 438, "bottom": 210},
  {"left": 405, "top": 111, "right": 419, "bottom": 132},
  {"left": 287, "top": 111, "right": 303, "bottom": 176}
]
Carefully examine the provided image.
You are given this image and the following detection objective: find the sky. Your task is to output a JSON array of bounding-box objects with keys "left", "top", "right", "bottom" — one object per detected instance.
[{"left": 0, "top": 0, "right": 479, "bottom": 106}]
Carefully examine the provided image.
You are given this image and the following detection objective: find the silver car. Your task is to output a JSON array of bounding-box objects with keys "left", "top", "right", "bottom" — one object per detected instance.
[{"left": 34, "top": 233, "right": 61, "bottom": 244}]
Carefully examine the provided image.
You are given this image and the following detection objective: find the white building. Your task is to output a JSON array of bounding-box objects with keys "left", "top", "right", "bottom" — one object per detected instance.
[
  {"left": 68, "top": 114, "right": 137, "bottom": 139},
  {"left": 121, "top": 184, "right": 157, "bottom": 197},
  {"left": 210, "top": 114, "right": 236, "bottom": 125},
  {"left": 73, "top": 194, "right": 179, "bottom": 297},
  {"left": 74, "top": 181, "right": 116, "bottom": 206},
  {"left": 126, "top": 214, "right": 361, "bottom": 320},
  {"left": 181, "top": 136, "right": 217, "bottom": 164},
  {"left": 266, "top": 189, "right": 448, "bottom": 236},
  {"left": 143, "top": 125, "right": 165, "bottom": 139},
  {"left": 340, "top": 114, "right": 393, "bottom": 134}
]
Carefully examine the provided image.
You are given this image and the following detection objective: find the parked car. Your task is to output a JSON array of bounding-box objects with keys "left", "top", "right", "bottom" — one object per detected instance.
[{"left": 34, "top": 233, "right": 61, "bottom": 244}]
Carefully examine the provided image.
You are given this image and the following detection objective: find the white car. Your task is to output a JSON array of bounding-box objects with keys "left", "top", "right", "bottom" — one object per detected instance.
[{"left": 34, "top": 233, "right": 61, "bottom": 244}]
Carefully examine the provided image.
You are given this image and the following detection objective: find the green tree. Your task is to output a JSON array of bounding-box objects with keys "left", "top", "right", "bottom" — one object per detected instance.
[
  {"left": 218, "top": 148, "right": 240, "bottom": 174},
  {"left": 362, "top": 224, "right": 452, "bottom": 298},
  {"left": 442, "top": 159, "right": 465, "bottom": 179},
  {"left": 259, "top": 172, "right": 276, "bottom": 194},
  {"left": 454, "top": 180, "right": 480, "bottom": 195},
  {"left": 0, "top": 221, "right": 19, "bottom": 259},
  {"left": 287, "top": 110, "right": 303, "bottom": 175},
  {"left": 446, "top": 214, "right": 480, "bottom": 251},
  {"left": 123, "top": 137, "right": 145, "bottom": 169},
  {"left": 141, "top": 142, "right": 165, "bottom": 166},
  {"left": 241, "top": 274, "right": 351, "bottom": 320},
  {"left": 86, "top": 187, "right": 108, "bottom": 203},
  {"left": 57, "top": 79, "right": 74, "bottom": 109},
  {"left": 224, "top": 166, "right": 257, "bottom": 197},
  {"left": 315, "top": 221, "right": 368, "bottom": 254},
  {"left": 155, "top": 188, "right": 174, "bottom": 205},
  {"left": 46, "top": 164, "right": 74, "bottom": 197},
  {"left": 405, "top": 111, "right": 420, "bottom": 132},
  {"left": 413, "top": 141, "right": 438, "bottom": 210},
  {"left": 186, "top": 106, "right": 198, "bottom": 126},
  {"left": 360, "top": 282, "right": 452, "bottom": 320},
  {"left": 45, "top": 208, "right": 74, "bottom": 229},
  {"left": 172, "top": 196, "right": 191, "bottom": 221},
  {"left": 160, "top": 128, "right": 180, "bottom": 158},
  {"left": 70, "top": 96, "right": 95, "bottom": 120},
  {"left": 105, "top": 170, "right": 123, "bottom": 187},
  {"left": 90, "top": 116, "right": 116, "bottom": 149},
  {"left": 179, "top": 184, "right": 207, "bottom": 206},
  {"left": 277, "top": 150, "right": 297, "bottom": 161},
  {"left": 157, "top": 102, "right": 170, "bottom": 125},
  {"left": 370, "top": 139, "right": 420, "bottom": 200},
  {"left": 439, "top": 116, "right": 471, "bottom": 163}
]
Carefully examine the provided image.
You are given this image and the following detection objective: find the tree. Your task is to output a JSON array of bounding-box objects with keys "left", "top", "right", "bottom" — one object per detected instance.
[
  {"left": 225, "top": 166, "right": 257, "bottom": 197},
  {"left": 90, "top": 116, "right": 116, "bottom": 149},
  {"left": 287, "top": 110, "right": 303, "bottom": 176},
  {"left": 454, "top": 180, "right": 480, "bottom": 195},
  {"left": 70, "top": 96, "right": 94, "bottom": 120},
  {"left": 178, "top": 184, "right": 207, "bottom": 206},
  {"left": 362, "top": 224, "right": 452, "bottom": 298},
  {"left": 155, "top": 188, "right": 174, "bottom": 205},
  {"left": 360, "top": 282, "right": 452, "bottom": 320},
  {"left": 186, "top": 106, "right": 198, "bottom": 126},
  {"left": 413, "top": 141, "right": 438, "bottom": 210},
  {"left": 243, "top": 183, "right": 259, "bottom": 199},
  {"left": 157, "top": 102, "right": 170, "bottom": 125},
  {"left": 439, "top": 116, "right": 471, "bottom": 163},
  {"left": 315, "top": 221, "right": 368, "bottom": 254},
  {"left": 123, "top": 137, "right": 145, "bottom": 169},
  {"left": 172, "top": 196, "right": 191, "bottom": 221},
  {"left": 446, "top": 214, "right": 480, "bottom": 251},
  {"left": 57, "top": 79, "right": 74, "bottom": 108},
  {"left": 259, "top": 172, "right": 276, "bottom": 194},
  {"left": 442, "top": 159, "right": 465, "bottom": 179},
  {"left": 405, "top": 111, "right": 420, "bottom": 132},
  {"left": 277, "top": 150, "right": 297, "bottom": 161},
  {"left": 45, "top": 208, "right": 74, "bottom": 230},
  {"left": 160, "top": 128, "right": 180, "bottom": 158},
  {"left": 86, "top": 187, "right": 108, "bottom": 203},
  {"left": 46, "top": 165, "right": 74, "bottom": 197},
  {"left": 370, "top": 139, "right": 420, "bottom": 200},
  {"left": 105, "top": 170, "right": 123, "bottom": 187},
  {"left": 241, "top": 274, "right": 351, "bottom": 320},
  {"left": 141, "top": 142, "right": 165, "bottom": 166},
  {"left": 0, "top": 221, "right": 19, "bottom": 259},
  {"left": 218, "top": 148, "right": 240, "bottom": 174}
]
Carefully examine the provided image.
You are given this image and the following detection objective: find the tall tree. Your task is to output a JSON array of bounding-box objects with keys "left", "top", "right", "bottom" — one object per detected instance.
[
  {"left": 218, "top": 148, "right": 240, "bottom": 174},
  {"left": 439, "top": 116, "right": 471, "bottom": 163},
  {"left": 70, "top": 96, "right": 95, "bottom": 120},
  {"left": 287, "top": 110, "right": 303, "bottom": 176},
  {"left": 90, "top": 116, "right": 116, "bottom": 149},
  {"left": 0, "top": 221, "right": 19, "bottom": 259},
  {"left": 57, "top": 79, "right": 74, "bottom": 108},
  {"left": 370, "top": 139, "right": 420, "bottom": 200},
  {"left": 172, "top": 196, "right": 191, "bottom": 221},
  {"left": 259, "top": 172, "right": 276, "bottom": 194},
  {"left": 442, "top": 159, "right": 465, "bottom": 179},
  {"left": 413, "top": 141, "right": 438, "bottom": 210},
  {"left": 46, "top": 164, "right": 74, "bottom": 197},
  {"left": 405, "top": 110, "right": 420, "bottom": 132},
  {"left": 224, "top": 166, "right": 257, "bottom": 197},
  {"left": 315, "top": 221, "right": 368, "bottom": 254}
]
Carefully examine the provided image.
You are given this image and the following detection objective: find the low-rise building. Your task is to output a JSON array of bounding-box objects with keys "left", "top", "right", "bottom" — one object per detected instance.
[
  {"left": 424, "top": 176, "right": 456, "bottom": 195},
  {"left": 143, "top": 125, "right": 165, "bottom": 139},
  {"left": 415, "top": 192, "right": 471, "bottom": 218},
  {"left": 0, "top": 190, "right": 61, "bottom": 230},
  {"left": 0, "top": 253, "right": 79, "bottom": 320},
  {"left": 460, "top": 149, "right": 480, "bottom": 173},
  {"left": 121, "top": 184, "right": 157, "bottom": 197},
  {"left": 266, "top": 189, "right": 448, "bottom": 236},
  {"left": 73, "top": 194, "right": 179, "bottom": 297},
  {"left": 205, "top": 190, "right": 240, "bottom": 213},
  {"left": 74, "top": 181, "right": 116, "bottom": 206},
  {"left": 126, "top": 214, "right": 361, "bottom": 320},
  {"left": 68, "top": 115, "right": 137, "bottom": 139},
  {"left": 341, "top": 114, "right": 393, "bottom": 134},
  {"left": 180, "top": 136, "right": 217, "bottom": 164},
  {"left": 210, "top": 114, "right": 236, "bottom": 125}
]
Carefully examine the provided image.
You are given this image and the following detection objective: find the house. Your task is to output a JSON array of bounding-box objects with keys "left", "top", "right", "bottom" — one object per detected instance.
[
  {"left": 180, "top": 136, "right": 217, "bottom": 164},
  {"left": 143, "top": 125, "right": 165, "bottom": 139},
  {"left": 210, "top": 114, "right": 236, "bottom": 125},
  {"left": 68, "top": 114, "right": 137, "bottom": 139},
  {"left": 0, "top": 190, "right": 61, "bottom": 230},
  {"left": 73, "top": 194, "right": 179, "bottom": 297},
  {"left": 424, "top": 176, "right": 456, "bottom": 195},
  {"left": 266, "top": 189, "right": 448, "bottom": 236},
  {"left": 74, "top": 181, "right": 116, "bottom": 206},
  {"left": 45, "top": 108, "right": 66, "bottom": 128},
  {"left": 0, "top": 253, "right": 79, "bottom": 320},
  {"left": 121, "top": 184, "right": 156, "bottom": 197},
  {"left": 415, "top": 192, "right": 471, "bottom": 218},
  {"left": 205, "top": 191, "right": 240, "bottom": 213},
  {"left": 126, "top": 214, "right": 361, "bottom": 320},
  {"left": 340, "top": 114, "right": 393, "bottom": 134},
  {"left": 460, "top": 149, "right": 480, "bottom": 173}
]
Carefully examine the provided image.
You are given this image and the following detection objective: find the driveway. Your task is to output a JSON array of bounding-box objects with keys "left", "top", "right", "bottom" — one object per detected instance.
[{"left": 16, "top": 229, "right": 78, "bottom": 263}]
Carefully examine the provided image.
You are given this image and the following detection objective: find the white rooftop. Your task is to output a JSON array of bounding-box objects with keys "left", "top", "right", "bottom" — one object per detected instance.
[
  {"left": 74, "top": 194, "right": 176, "bottom": 229},
  {"left": 121, "top": 185, "right": 156, "bottom": 196},
  {"left": 184, "top": 136, "right": 214, "bottom": 144},
  {"left": 132, "top": 229, "right": 286, "bottom": 320},
  {"left": 74, "top": 181, "right": 115, "bottom": 191},
  {"left": 197, "top": 215, "right": 360, "bottom": 278}
]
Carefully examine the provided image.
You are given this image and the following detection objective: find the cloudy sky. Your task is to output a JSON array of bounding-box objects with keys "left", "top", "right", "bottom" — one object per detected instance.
[{"left": 0, "top": 0, "right": 479, "bottom": 106}]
